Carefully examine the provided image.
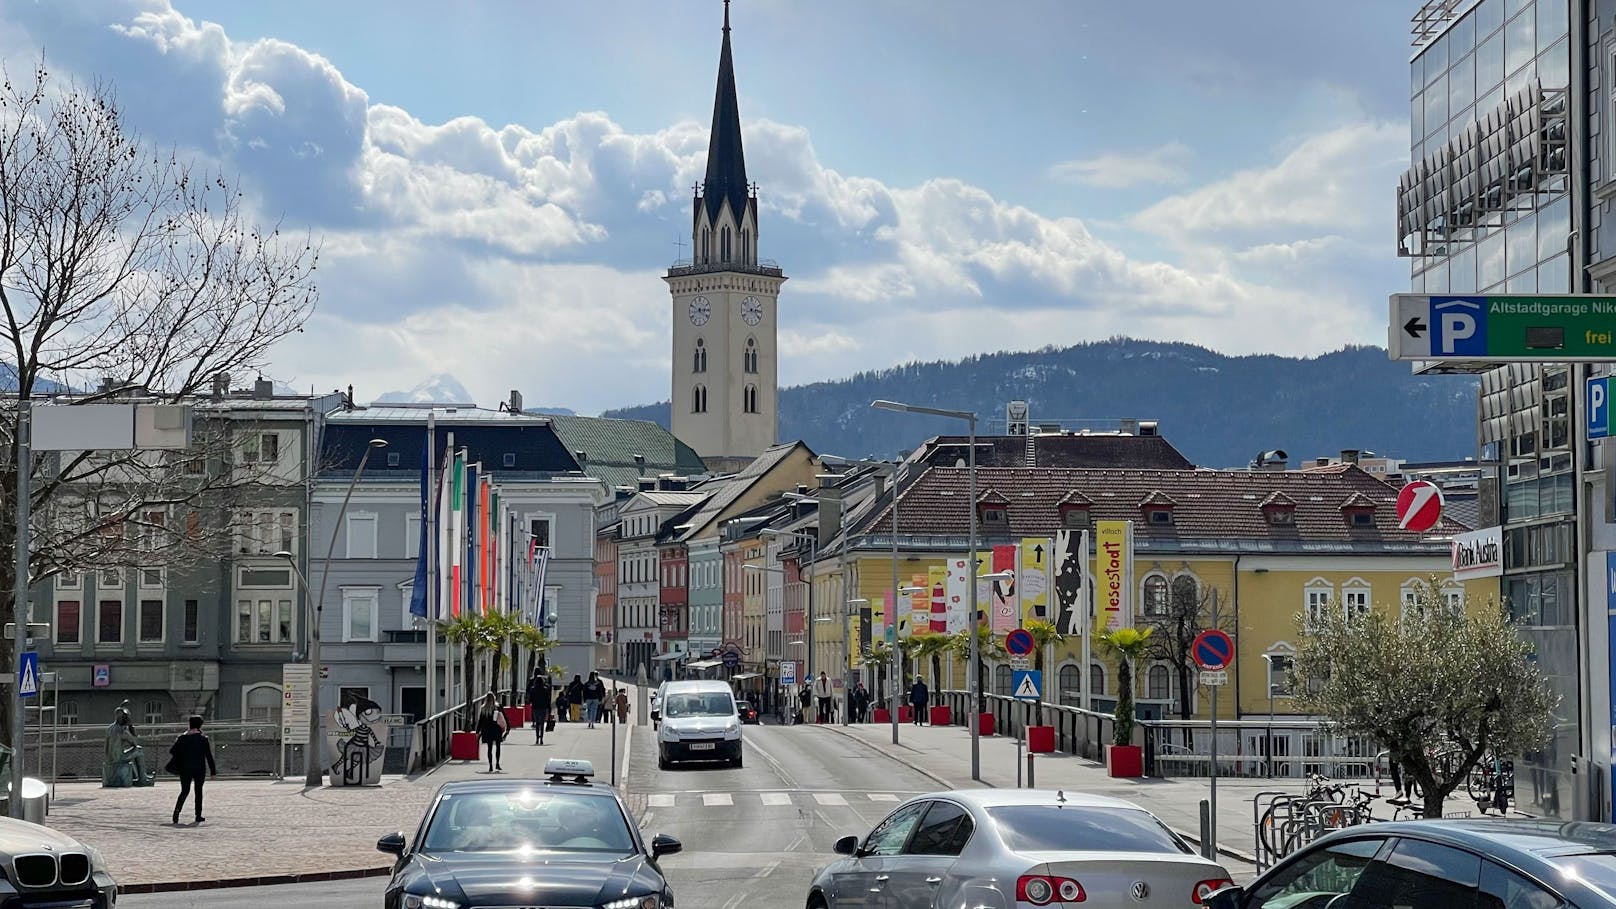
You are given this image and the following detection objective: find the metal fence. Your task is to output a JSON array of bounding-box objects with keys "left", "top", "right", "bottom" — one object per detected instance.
[
  {"left": 22, "top": 723, "right": 282, "bottom": 782},
  {"left": 407, "top": 690, "right": 516, "bottom": 775}
]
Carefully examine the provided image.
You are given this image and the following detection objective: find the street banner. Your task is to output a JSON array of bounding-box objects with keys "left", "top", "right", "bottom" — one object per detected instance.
[
  {"left": 1052, "top": 529, "right": 1088, "bottom": 635},
  {"left": 1094, "top": 520, "right": 1134, "bottom": 635},
  {"left": 871, "top": 593, "right": 887, "bottom": 644},
  {"left": 928, "top": 566, "right": 948, "bottom": 633},
  {"left": 1020, "top": 537, "right": 1051, "bottom": 625},
  {"left": 990, "top": 544, "right": 1019, "bottom": 633},
  {"left": 909, "top": 573, "right": 929, "bottom": 637},
  {"left": 847, "top": 612, "right": 861, "bottom": 669},
  {"left": 974, "top": 551, "right": 991, "bottom": 625},
  {"left": 945, "top": 556, "right": 970, "bottom": 633}
]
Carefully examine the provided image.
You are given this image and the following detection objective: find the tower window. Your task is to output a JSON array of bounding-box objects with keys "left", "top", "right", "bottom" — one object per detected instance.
[
  {"left": 694, "top": 338, "right": 707, "bottom": 373},
  {"left": 743, "top": 385, "right": 758, "bottom": 414},
  {"left": 744, "top": 337, "right": 758, "bottom": 374},
  {"left": 701, "top": 228, "right": 710, "bottom": 263},
  {"left": 692, "top": 384, "right": 707, "bottom": 414},
  {"left": 741, "top": 229, "right": 750, "bottom": 263}
]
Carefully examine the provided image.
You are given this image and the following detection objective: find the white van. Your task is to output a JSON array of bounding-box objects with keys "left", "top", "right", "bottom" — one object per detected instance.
[{"left": 656, "top": 680, "right": 742, "bottom": 769}]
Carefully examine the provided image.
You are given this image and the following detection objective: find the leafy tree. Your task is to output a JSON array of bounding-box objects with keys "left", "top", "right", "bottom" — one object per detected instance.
[
  {"left": 1140, "top": 579, "right": 1233, "bottom": 720},
  {"left": 1291, "top": 578, "right": 1556, "bottom": 819},
  {"left": 0, "top": 62, "right": 316, "bottom": 746},
  {"left": 863, "top": 641, "right": 894, "bottom": 704},
  {"left": 1025, "top": 619, "right": 1064, "bottom": 725},
  {"left": 1096, "top": 627, "right": 1154, "bottom": 746}
]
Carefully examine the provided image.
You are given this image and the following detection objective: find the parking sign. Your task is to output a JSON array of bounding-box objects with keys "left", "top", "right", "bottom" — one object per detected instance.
[{"left": 1590, "top": 376, "right": 1611, "bottom": 440}]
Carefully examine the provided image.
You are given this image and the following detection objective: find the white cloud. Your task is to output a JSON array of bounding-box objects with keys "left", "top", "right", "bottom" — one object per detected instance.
[{"left": 1049, "top": 142, "right": 1192, "bottom": 189}]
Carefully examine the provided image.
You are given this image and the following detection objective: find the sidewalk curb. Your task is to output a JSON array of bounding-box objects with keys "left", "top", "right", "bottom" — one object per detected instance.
[
  {"left": 815, "top": 724, "right": 1260, "bottom": 869},
  {"left": 119, "top": 864, "right": 391, "bottom": 894}
]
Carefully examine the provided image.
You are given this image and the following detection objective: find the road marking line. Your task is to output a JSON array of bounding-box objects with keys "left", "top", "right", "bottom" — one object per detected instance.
[
  {"left": 760, "top": 792, "right": 792, "bottom": 806},
  {"left": 642, "top": 812, "right": 655, "bottom": 826},
  {"left": 868, "top": 793, "right": 899, "bottom": 801},
  {"left": 703, "top": 792, "right": 733, "bottom": 806},
  {"left": 648, "top": 793, "right": 675, "bottom": 807},
  {"left": 754, "top": 859, "right": 780, "bottom": 880},
  {"left": 814, "top": 792, "right": 848, "bottom": 806}
]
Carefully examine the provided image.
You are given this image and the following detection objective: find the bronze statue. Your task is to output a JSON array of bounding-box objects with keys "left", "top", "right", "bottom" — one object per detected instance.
[{"left": 103, "top": 702, "right": 152, "bottom": 787}]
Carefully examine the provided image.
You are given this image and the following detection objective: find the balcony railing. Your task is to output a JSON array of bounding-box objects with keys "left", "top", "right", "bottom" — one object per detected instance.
[{"left": 666, "top": 258, "right": 783, "bottom": 278}]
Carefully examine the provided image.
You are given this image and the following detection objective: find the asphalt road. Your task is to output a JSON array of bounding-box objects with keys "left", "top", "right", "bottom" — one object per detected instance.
[
  {"left": 120, "top": 876, "right": 385, "bottom": 907},
  {"left": 627, "top": 721, "right": 942, "bottom": 909}
]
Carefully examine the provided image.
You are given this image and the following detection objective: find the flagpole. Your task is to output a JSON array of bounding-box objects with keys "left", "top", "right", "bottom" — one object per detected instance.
[{"left": 426, "top": 413, "right": 437, "bottom": 720}]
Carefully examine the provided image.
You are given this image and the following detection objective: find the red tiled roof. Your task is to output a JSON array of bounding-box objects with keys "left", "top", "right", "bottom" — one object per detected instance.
[
  {"left": 1139, "top": 490, "right": 1178, "bottom": 507},
  {"left": 976, "top": 489, "right": 1010, "bottom": 505},
  {"left": 1259, "top": 491, "right": 1297, "bottom": 508},
  {"left": 866, "top": 465, "right": 1466, "bottom": 551}
]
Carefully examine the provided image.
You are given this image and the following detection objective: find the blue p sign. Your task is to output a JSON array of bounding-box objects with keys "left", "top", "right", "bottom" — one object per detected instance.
[
  {"left": 1432, "top": 297, "right": 1486, "bottom": 356},
  {"left": 1591, "top": 376, "right": 1611, "bottom": 440}
]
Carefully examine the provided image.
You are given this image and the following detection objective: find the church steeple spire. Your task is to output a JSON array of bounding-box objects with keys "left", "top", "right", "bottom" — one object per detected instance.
[{"left": 702, "top": 0, "right": 750, "bottom": 228}]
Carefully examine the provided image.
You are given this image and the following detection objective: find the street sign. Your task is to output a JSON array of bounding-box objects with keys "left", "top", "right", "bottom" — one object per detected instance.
[
  {"left": 1389, "top": 294, "right": 1616, "bottom": 362},
  {"left": 1200, "top": 670, "right": 1229, "bottom": 687},
  {"left": 1009, "top": 655, "right": 1031, "bottom": 670},
  {"left": 16, "top": 652, "right": 39, "bottom": 699},
  {"left": 781, "top": 660, "right": 797, "bottom": 687},
  {"left": 281, "top": 663, "right": 313, "bottom": 745},
  {"left": 1004, "top": 627, "right": 1035, "bottom": 656},
  {"left": 1395, "top": 480, "right": 1445, "bottom": 532},
  {"left": 1191, "top": 629, "right": 1234, "bottom": 672},
  {"left": 1012, "top": 669, "right": 1042, "bottom": 701},
  {"left": 722, "top": 648, "right": 741, "bottom": 669},
  {"left": 1591, "top": 376, "right": 1611, "bottom": 441}
]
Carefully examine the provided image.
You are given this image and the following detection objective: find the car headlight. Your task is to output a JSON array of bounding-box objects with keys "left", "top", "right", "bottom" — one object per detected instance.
[
  {"left": 601, "top": 895, "right": 660, "bottom": 909},
  {"left": 660, "top": 726, "right": 677, "bottom": 741},
  {"left": 724, "top": 721, "right": 740, "bottom": 734},
  {"left": 403, "top": 895, "right": 460, "bottom": 909}
]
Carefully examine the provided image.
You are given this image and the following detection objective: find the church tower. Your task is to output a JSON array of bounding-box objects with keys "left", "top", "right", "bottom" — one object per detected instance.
[{"left": 667, "top": 0, "right": 784, "bottom": 474}]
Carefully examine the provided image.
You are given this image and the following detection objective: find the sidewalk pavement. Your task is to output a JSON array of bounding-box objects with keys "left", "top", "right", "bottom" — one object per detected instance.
[{"left": 40, "top": 691, "right": 639, "bottom": 893}]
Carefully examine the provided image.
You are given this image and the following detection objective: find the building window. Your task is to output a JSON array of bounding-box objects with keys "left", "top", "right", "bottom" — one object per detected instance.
[
  {"left": 1142, "top": 575, "right": 1168, "bottom": 616},
  {"left": 55, "top": 599, "right": 81, "bottom": 646},
  {"left": 143, "top": 699, "right": 165, "bottom": 726},
  {"left": 529, "top": 516, "right": 552, "bottom": 550},
  {"left": 722, "top": 226, "right": 731, "bottom": 262},
  {"left": 1147, "top": 664, "right": 1170, "bottom": 700},
  {"left": 237, "top": 509, "right": 298, "bottom": 555},
  {"left": 241, "top": 431, "right": 280, "bottom": 464},
  {"left": 405, "top": 513, "right": 421, "bottom": 560},
  {"left": 1266, "top": 653, "right": 1293, "bottom": 697},
  {"left": 1304, "top": 579, "right": 1334, "bottom": 629},
  {"left": 138, "top": 598, "right": 164, "bottom": 644},
  {"left": 694, "top": 338, "right": 707, "bottom": 373},
  {"left": 692, "top": 384, "right": 707, "bottom": 414},
  {"left": 700, "top": 227, "right": 710, "bottom": 262},
  {"left": 97, "top": 599, "right": 123, "bottom": 644},
  {"left": 1089, "top": 663, "right": 1106, "bottom": 697},
  {"left": 744, "top": 385, "right": 758, "bottom": 414},
  {"left": 237, "top": 598, "right": 294, "bottom": 644},
  {"left": 244, "top": 684, "right": 281, "bottom": 725},
  {"left": 56, "top": 572, "right": 81, "bottom": 591},
  {"left": 1145, "top": 508, "right": 1173, "bottom": 525},
  {"left": 741, "top": 229, "right": 750, "bottom": 262},
  {"left": 59, "top": 700, "right": 78, "bottom": 726},
  {"left": 1061, "top": 508, "right": 1090, "bottom": 529},
  {"left": 1265, "top": 507, "right": 1295, "bottom": 526},
  {"left": 238, "top": 566, "right": 292, "bottom": 589},
  {"left": 994, "top": 664, "right": 1012, "bottom": 694},
  {"left": 343, "top": 588, "right": 380, "bottom": 643},
  {"left": 1342, "top": 580, "right": 1371, "bottom": 619},
  {"left": 99, "top": 568, "right": 123, "bottom": 592},
  {"left": 346, "top": 513, "right": 378, "bottom": 559},
  {"left": 183, "top": 599, "right": 200, "bottom": 644},
  {"left": 1444, "top": 585, "right": 1464, "bottom": 612},
  {"left": 139, "top": 567, "right": 164, "bottom": 590},
  {"left": 744, "top": 337, "right": 758, "bottom": 373},
  {"left": 1059, "top": 664, "right": 1081, "bottom": 706},
  {"left": 1400, "top": 580, "right": 1423, "bottom": 619},
  {"left": 1171, "top": 574, "right": 1198, "bottom": 614},
  {"left": 981, "top": 507, "right": 1007, "bottom": 526}
]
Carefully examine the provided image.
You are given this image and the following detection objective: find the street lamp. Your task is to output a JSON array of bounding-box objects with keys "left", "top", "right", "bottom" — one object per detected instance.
[
  {"left": 285, "top": 436, "right": 386, "bottom": 787},
  {"left": 871, "top": 398, "right": 988, "bottom": 780}
]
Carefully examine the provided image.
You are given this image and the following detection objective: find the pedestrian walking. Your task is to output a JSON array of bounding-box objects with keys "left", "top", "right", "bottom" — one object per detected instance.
[
  {"left": 582, "top": 671, "right": 607, "bottom": 729},
  {"left": 476, "top": 691, "right": 509, "bottom": 772},
  {"left": 813, "top": 671, "right": 833, "bottom": 724},
  {"left": 526, "top": 669, "right": 553, "bottom": 745},
  {"left": 849, "top": 682, "right": 867, "bottom": 723},
  {"left": 910, "top": 676, "right": 930, "bottom": 726},
  {"left": 615, "top": 688, "right": 630, "bottom": 724},
  {"left": 167, "top": 715, "right": 216, "bottom": 826},
  {"left": 565, "top": 674, "right": 585, "bottom": 722},
  {"left": 797, "top": 683, "right": 811, "bottom": 725}
]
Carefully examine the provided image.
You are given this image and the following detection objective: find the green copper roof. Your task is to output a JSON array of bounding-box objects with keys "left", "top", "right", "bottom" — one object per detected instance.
[{"left": 544, "top": 414, "right": 707, "bottom": 490}]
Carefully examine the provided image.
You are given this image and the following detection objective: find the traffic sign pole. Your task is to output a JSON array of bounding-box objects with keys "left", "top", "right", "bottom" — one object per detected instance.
[{"left": 10, "top": 402, "right": 28, "bottom": 821}]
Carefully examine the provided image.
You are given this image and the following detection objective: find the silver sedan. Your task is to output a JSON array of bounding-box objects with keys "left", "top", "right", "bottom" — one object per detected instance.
[{"left": 807, "top": 788, "right": 1232, "bottom": 908}]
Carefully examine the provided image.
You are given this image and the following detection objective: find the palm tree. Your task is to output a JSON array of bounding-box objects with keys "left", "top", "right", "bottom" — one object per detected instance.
[
  {"left": 479, "top": 610, "right": 519, "bottom": 696},
  {"left": 1025, "top": 619, "right": 1065, "bottom": 725},
  {"left": 438, "top": 612, "right": 483, "bottom": 727},
  {"left": 911, "top": 632, "right": 953, "bottom": 690},
  {"left": 864, "top": 642, "right": 894, "bottom": 704},
  {"left": 950, "top": 625, "right": 1007, "bottom": 716},
  {"left": 513, "top": 622, "right": 556, "bottom": 695},
  {"left": 1096, "top": 627, "right": 1155, "bottom": 747}
]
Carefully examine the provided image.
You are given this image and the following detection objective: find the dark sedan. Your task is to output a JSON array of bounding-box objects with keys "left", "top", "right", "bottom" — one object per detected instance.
[
  {"left": 736, "top": 700, "right": 760, "bottom": 724},
  {"left": 377, "top": 758, "right": 681, "bottom": 909},
  {"left": 1204, "top": 818, "right": 1616, "bottom": 909}
]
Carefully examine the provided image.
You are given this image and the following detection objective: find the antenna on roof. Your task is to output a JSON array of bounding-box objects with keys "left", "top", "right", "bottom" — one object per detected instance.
[{"left": 1056, "top": 790, "right": 1067, "bottom": 803}]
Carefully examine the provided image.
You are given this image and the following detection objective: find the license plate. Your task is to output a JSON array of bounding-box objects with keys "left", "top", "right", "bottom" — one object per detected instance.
[{"left": 689, "top": 742, "right": 716, "bottom": 751}]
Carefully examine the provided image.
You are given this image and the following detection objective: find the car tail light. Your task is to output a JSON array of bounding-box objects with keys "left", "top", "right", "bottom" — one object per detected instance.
[
  {"left": 1194, "top": 878, "right": 1235, "bottom": 903},
  {"left": 1016, "top": 874, "right": 1085, "bottom": 904}
]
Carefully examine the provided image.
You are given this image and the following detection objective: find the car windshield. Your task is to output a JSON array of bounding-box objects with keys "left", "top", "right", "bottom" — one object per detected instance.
[
  {"left": 1553, "top": 852, "right": 1616, "bottom": 892},
  {"left": 987, "top": 805, "right": 1190, "bottom": 855},
  {"left": 420, "top": 790, "right": 635, "bottom": 855},
  {"left": 663, "top": 692, "right": 734, "bottom": 718}
]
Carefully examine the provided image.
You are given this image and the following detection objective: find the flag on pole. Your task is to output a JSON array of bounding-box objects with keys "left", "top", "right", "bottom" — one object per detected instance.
[
  {"left": 409, "top": 436, "right": 431, "bottom": 618},
  {"left": 435, "top": 441, "right": 452, "bottom": 619},
  {"left": 465, "top": 462, "right": 479, "bottom": 616},
  {"left": 533, "top": 545, "right": 552, "bottom": 627}
]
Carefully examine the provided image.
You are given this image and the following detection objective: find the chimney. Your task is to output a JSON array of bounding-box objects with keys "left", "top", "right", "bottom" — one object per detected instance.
[
  {"left": 633, "top": 454, "right": 646, "bottom": 477},
  {"left": 816, "top": 485, "right": 844, "bottom": 550},
  {"left": 253, "top": 378, "right": 274, "bottom": 399},
  {"left": 1120, "top": 418, "right": 1138, "bottom": 435},
  {"left": 98, "top": 377, "right": 117, "bottom": 394},
  {"left": 1315, "top": 457, "right": 1330, "bottom": 467},
  {"left": 211, "top": 373, "right": 230, "bottom": 401},
  {"left": 509, "top": 389, "right": 523, "bottom": 413},
  {"left": 574, "top": 450, "right": 588, "bottom": 466},
  {"left": 1138, "top": 420, "right": 1159, "bottom": 437},
  {"left": 1340, "top": 449, "right": 1360, "bottom": 465}
]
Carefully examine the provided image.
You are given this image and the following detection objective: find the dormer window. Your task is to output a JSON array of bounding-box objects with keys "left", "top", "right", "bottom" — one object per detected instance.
[
  {"left": 1139, "top": 490, "right": 1176, "bottom": 526},
  {"left": 977, "top": 489, "right": 1010, "bottom": 527},
  {"left": 1057, "top": 489, "right": 1092, "bottom": 528},
  {"left": 1339, "top": 493, "right": 1377, "bottom": 528},
  {"left": 982, "top": 507, "right": 1008, "bottom": 526},
  {"left": 1260, "top": 491, "right": 1297, "bottom": 526}
]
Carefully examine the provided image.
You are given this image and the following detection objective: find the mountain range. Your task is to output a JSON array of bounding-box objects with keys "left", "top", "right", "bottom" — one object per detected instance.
[{"left": 599, "top": 339, "right": 1481, "bottom": 469}]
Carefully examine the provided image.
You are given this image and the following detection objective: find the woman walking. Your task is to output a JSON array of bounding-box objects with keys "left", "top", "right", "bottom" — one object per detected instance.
[
  {"left": 168, "top": 715, "right": 217, "bottom": 826},
  {"left": 476, "top": 691, "right": 509, "bottom": 772},
  {"left": 526, "top": 669, "right": 553, "bottom": 745}
]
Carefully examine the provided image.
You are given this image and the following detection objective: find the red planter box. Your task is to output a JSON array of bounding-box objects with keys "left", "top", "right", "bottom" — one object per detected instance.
[
  {"left": 929, "top": 705, "right": 952, "bottom": 726},
  {"left": 872, "top": 707, "right": 891, "bottom": 723},
  {"left": 898, "top": 706, "right": 914, "bottom": 723},
  {"left": 450, "top": 731, "right": 480, "bottom": 761},
  {"left": 978, "top": 713, "right": 996, "bottom": 737},
  {"left": 503, "top": 707, "right": 524, "bottom": 730},
  {"left": 1106, "top": 744, "right": 1144, "bottom": 778},
  {"left": 522, "top": 704, "right": 533, "bottom": 724},
  {"left": 1027, "top": 725, "right": 1055, "bottom": 753}
]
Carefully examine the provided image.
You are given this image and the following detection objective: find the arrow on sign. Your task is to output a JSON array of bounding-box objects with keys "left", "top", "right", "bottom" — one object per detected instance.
[
  {"left": 1404, "top": 316, "right": 1427, "bottom": 338},
  {"left": 1033, "top": 544, "right": 1044, "bottom": 563}
]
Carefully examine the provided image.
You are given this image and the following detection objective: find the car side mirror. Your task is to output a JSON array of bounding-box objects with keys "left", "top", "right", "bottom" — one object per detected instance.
[
  {"left": 376, "top": 832, "right": 407, "bottom": 856},
  {"left": 833, "top": 834, "right": 859, "bottom": 856},
  {"left": 1202, "top": 885, "right": 1244, "bottom": 909},
  {"left": 651, "top": 833, "right": 682, "bottom": 859}
]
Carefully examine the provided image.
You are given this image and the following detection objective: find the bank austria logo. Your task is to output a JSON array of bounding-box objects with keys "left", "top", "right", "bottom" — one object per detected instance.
[{"left": 1451, "top": 526, "right": 1503, "bottom": 580}]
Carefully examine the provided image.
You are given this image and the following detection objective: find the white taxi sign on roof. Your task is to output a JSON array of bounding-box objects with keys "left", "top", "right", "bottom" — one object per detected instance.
[{"left": 544, "top": 758, "right": 596, "bottom": 778}]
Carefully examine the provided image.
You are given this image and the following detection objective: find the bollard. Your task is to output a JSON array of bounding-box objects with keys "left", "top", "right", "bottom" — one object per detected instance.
[
  {"left": 1199, "top": 799, "right": 1213, "bottom": 860},
  {"left": 1027, "top": 753, "right": 1035, "bottom": 788},
  {"left": 1016, "top": 737, "right": 1024, "bottom": 788}
]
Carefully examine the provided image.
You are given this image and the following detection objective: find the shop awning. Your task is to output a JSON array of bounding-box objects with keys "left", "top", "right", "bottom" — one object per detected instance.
[
  {"left": 731, "top": 672, "right": 762, "bottom": 681},
  {"left": 651, "top": 652, "right": 685, "bottom": 662},
  {"left": 685, "top": 658, "right": 723, "bottom": 670}
]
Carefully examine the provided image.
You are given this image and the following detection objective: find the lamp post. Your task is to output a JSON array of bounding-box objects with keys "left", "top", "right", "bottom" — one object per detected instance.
[
  {"left": 871, "top": 399, "right": 984, "bottom": 780},
  {"left": 286, "top": 436, "right": 386, "bottom": 787}
]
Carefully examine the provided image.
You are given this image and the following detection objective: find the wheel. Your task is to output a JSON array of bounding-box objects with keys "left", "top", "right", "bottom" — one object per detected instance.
[
  {"left": 1467, "top": 765, "right": 1493, "bottom": 802},
  {"left": 732, "top": 753, "right": 744, "bottom": 769},
  {"left": 807, "top": 892, "right": 828, "bottom": 909},
  {"left": 658, "top": 747, "right": 671, "bottom": 771}
]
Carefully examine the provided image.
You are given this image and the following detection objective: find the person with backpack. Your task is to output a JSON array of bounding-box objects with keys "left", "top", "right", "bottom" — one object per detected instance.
[{"left": 167, "top": 715, "right": 217, "bottom": 826}]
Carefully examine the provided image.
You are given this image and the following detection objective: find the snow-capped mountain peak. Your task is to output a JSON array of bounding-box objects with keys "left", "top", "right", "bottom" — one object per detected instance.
[{"left": 374, "top": 374, "right": 475, "bottom": 406}]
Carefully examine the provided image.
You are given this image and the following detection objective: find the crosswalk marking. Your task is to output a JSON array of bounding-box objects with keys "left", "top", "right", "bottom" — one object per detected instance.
[
  {"left": 814, "top": 793, "right": 848, "bottom": 806},
  {"left": 648, "top": 794, "right": 675, "bottom": 808},
  {"left": 703, "top": 792, "right": 733, "bottom": 806},
  {"left": 633, "top": 790, "right": 923, "bottom": 810},
  {"left": 760, "top": 792, "right": 792, "bottom": 806},
  {"left": 868, "top": 793, "right": 899, "bottom": 802}
]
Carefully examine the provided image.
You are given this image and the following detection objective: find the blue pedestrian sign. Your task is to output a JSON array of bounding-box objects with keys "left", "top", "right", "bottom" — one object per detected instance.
[
  {"left": 1591, "top": 376, "right": 1611, "bottom": 440},
  {"left": 17, "top": 652, "right": 39, "bottom": 699},
  {"left": 1012, "top": 669, "right": 1042, "bottom": 702}
]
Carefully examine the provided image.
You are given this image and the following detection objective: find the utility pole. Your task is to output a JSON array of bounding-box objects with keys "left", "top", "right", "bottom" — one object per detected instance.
[{"left": 9, "top": 402, "right": 28, "bottom": 820}]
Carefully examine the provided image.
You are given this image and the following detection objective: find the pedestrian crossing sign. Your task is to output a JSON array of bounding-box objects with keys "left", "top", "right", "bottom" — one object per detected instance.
[
  {"left": 1011, "top": 669, "right": 1041, "bottom": 702},
  {"left": 17, "top": 651, "right": 38, "bottom": 699}
]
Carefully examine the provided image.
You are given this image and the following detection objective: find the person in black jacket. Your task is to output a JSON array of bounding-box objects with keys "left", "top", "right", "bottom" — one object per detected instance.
[
  {"left": 581, "top": 672, "right": 607, "bottom": 729},
  {"left": 526, "top": 670, "right": 553, "bottom": 745},
  {"left": 565, "top": 675, "right": 585, "bottom": 722},
  {"left": 169, "top": 715, "right": 217, "bottom": 825}
]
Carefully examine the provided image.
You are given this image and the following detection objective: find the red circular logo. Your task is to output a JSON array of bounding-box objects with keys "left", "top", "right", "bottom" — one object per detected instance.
[{"left": 1395, "top": 481, "right": 1445, "bottom": 532}]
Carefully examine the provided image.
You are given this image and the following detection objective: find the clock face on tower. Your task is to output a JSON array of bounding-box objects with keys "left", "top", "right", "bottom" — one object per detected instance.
[
  {"left": 741, "top": 296, "right": 763, "bottom": 326},
  {"left": 687, "top": 296, "right": 711, "bottom": 326}
]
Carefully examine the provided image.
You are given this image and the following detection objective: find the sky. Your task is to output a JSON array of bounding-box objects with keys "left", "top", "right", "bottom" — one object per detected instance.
[{"left": 0, "top": 0, "right": 1418, "bottom": 412}]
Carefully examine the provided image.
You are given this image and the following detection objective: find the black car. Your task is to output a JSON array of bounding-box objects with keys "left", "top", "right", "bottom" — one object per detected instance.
[
  {"left": 736, "top": 700, "right": 759, "bottom": 724},
  {"left": 377, "top": 758, "right": 682, "bottom": 909},
  {"left": 1204, "top": 818, "right": 1616, "bottom": 909}
]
